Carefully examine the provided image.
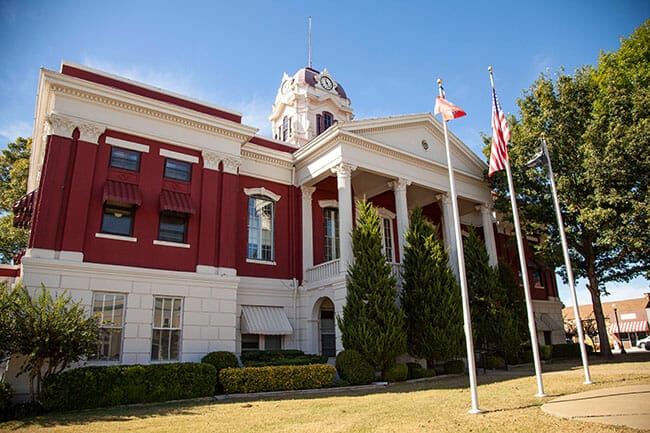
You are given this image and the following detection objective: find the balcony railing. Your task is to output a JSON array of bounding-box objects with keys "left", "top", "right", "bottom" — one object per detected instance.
[{"left": 305, "top": 259, "right": 340, "bottom": 282}]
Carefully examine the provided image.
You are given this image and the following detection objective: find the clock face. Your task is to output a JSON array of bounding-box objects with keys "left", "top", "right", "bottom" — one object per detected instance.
[{"left": 320, "top": 76, "right": 334, "bottom": 90}]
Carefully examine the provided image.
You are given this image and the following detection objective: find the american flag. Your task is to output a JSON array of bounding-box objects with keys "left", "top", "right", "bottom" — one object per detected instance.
[{"left": 488, "top": 87, "right": 510, "bottom": 176}]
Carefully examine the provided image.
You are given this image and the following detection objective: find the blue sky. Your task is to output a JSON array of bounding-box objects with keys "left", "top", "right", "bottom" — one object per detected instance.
[{"left": 0, "top": 0, "right": 648, "bottom": 305}]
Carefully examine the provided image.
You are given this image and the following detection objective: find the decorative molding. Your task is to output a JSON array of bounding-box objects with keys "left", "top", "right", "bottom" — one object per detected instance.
[
  {"left": 388, "top": 177, "right": 412, "bottom": 192},
  {"left": 436, "top": 193, "right": 451, "bottom": 206},
  {"left": 301, "top": 186, "right": 316, "bottom": 199},
  {"left": 46, "top": 113, "right": 76, "bottom": 138},
  {"left": 153, "top": 240, "right": 191, "bottom": 249},
  {"left": 160, "top": 148, "right": 199, "bottom": 164},
  {"left": 77, "top": 121, "right": 105, "bottom": 144},
  {"left": 377, "top": 207, "right": 396, "bottom": 219},
  {"left": 331, "top": 162, "right": 357, "bottom": 178},
  {"left": 202, "top": 150, "right": 221, "bottom": 171},
  {"left": 240, "top": 149, "right": 293, "bottom": 169},
  {"left": 222, "top": 157, "right": 241, "bottom": 174},
  {"left": 475, "top": 203, "right": 492, "bottom": 215},
  {"left": 95, "top": 233, "right": 137, "bottom": 243},
  {"left": 244, "top": 187, "right": 282, "bottom": 202},
  {"left": 318, "top": 199, "right": 338, "bottom": 209},
  {"left": 105, "top": 137, "right": 150, "bottom": 153}
]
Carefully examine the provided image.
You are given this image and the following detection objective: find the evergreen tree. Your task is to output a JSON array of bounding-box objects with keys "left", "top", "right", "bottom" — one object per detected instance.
[
  {"left": 337, "top": 198, "right": 406, "bottom": 373},
  {"left": 401, "top": 207, "right": 463, "bottom": 365}
]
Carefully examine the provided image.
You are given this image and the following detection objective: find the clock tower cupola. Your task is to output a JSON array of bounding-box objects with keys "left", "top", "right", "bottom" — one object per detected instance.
[{"left": 269, "top": 67, "right": 354, "bottom": 147}]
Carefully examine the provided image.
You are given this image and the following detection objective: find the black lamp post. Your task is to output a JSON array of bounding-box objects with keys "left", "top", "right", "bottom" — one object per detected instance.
[{"left": 612, "top": 303, "right": 626, "bottom": 354}]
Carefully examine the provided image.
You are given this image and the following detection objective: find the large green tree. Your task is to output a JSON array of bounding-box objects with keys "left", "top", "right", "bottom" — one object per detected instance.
[
  {"left": 0, "top": 137, "right": 31, "bottom": 263},
  {"left": 337, "top": 198, "right": 406, "bottom": 374},
  {"left": 488, "top": 21, "right": 650, "bottom": 357},
  {"left": 400, "top": 207, "right": 463, "bottom": 365}
]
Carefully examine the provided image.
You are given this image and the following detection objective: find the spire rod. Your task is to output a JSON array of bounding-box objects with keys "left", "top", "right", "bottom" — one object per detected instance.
[{"left": 308, "top": 16, "right": 313, "bottom": 68}]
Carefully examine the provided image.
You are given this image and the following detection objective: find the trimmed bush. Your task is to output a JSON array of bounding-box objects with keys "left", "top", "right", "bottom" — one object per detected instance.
[
  {"left": 335, "top": 350, "right": 375, "bottom": 385},
  {"left": 383, "top": 364, "right": 408, "bottom": 382},
  {"left": 219, "top": 364, "right": 335, "bottom": 394},
  {"left": 244, "top": 355, "right": 327, "bottom": 367},
  {"left": 201, "top": 351, "right": 239, "bottom": 392},
  {"left": 540, "top": 345, "right": 553, "bottom": 361},
  {"left": 239, "top": 350, "right": 304, "bottom": 365},
  {"left": 42, "top": 362, "right": 216, "bottom": 411},
  {"left": 486, "top": 355, "right": 506, "bottom": 370},
  {"left": 444, "top": 359, "right": 465, "bottom": 374},
  {"left": 551, "top": 344, "right": 581, "bottom": 359}
]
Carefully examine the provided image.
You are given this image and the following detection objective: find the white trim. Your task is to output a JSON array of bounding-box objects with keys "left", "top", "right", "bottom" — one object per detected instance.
[
  {"left": 160, "top": 148, "right": 199, "bottom": 164},
  {"left": 105, "top": 137, "right": 150, "bottom": 153},
  {"left": 244, "top": 187, "right": 282, "bottom": 202},
  {"left": 377, "top": 207, "right": 396, "bottom": 219},
  {"left": 246, "top": 258, "right": 277, "bottom": 266},
  {"left": 318, "top": 199, "right": 338, "bottom": 209},
  {"left": 153, "top": 240, "right": 191, "bottom": 249},
  {"left": 95, "top": 233, "right": 138, "bottom": 242}
]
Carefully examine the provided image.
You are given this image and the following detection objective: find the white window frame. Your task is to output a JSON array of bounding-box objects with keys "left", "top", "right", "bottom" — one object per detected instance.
[
  {"left": 245, "top": 188, "right": 281, "bottom": 263},
  {"left": 323, "top": 207, "right": 340, "bottom": 262},
  {"left": 151, "top": 296, "right": 183, "bottom": 362},
  {"left": 378, "top": 208, "right": 396, "bottom": 262},
  {"left": 89, "top": 292, "right": 126, "bottom": 362}
]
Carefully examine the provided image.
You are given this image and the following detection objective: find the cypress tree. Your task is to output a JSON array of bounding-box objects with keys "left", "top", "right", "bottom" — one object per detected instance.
[
  {"left": 337, "top": 198, "right": 406, "bottom": 373},
  {"left": 401, "top": 207, "right": 463, "bottom": 365}
]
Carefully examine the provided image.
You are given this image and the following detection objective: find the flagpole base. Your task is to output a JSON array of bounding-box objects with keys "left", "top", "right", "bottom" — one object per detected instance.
[
  {"left": 468, "top": 408, "right": 484, "bottom": 415},
  {"left": 583, "top": 380, "right": 594, "bottom": 385},
  {"left": 535, "top": 393, "right": 547, "bottom": 398}
]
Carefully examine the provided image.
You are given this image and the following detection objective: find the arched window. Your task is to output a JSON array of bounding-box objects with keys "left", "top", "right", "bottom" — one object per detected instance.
[
  {"left": 316, "top": 111, "right": 334, "bottom": 135},
  {"left": 323, "top": 207, "right": 340, "bottom": 261},
  {"left": 245, "top": 188, "right": 281, "bottom": 262}
]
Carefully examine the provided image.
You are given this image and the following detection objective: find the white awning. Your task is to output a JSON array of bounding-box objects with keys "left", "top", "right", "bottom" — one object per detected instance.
[{"left": 241, "top": 305, "right": 293, "bottom": 335}]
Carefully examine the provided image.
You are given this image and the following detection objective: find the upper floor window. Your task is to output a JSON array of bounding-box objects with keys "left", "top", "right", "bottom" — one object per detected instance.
[
  {"left": 151, "top": 296, "right": 182, "bottom": 361},
  {"left": 101, "top": 202, "right": 135, "bottom": 237},
  {"left": 248, "top": 195, "right": 275, "bottom": 261},
  {"left": 323, "top": 207, "right": 340, "bottom": 262},
  {"left": 317, "top": 112, "right": 334, "bottom": 135},
  {"left": 110, "top": 147, "right": 140, "bottom": 172},
  {"left": 382, "top": 217, "right": 395, "bottom": 262},
  {"left": 89, "top": 292, "right": 125, "bottom": 361},
  {"left": 281, "top": 116, "right": 292, "bottom": 141},
  {"left": 164, "top": 158, "right": 192, "bottom": 182},
  {"left": 158, "top": 211, "right": 188, "bottom": 243}
]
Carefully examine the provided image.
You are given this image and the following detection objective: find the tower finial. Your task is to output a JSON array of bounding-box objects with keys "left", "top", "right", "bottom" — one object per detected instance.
[{"left": 308, "top": 16, "right": 313, "bottom": 69}]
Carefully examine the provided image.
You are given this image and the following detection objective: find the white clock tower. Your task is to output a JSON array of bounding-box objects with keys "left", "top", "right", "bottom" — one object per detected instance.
[{"left": 269, "top": 67, "right": 354, "bottom": 147}]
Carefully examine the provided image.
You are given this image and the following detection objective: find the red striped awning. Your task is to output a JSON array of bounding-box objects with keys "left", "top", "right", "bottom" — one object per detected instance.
[
  {"left": 610, "top": 320, "right": 650, "bottom": 334},
  {"left": 13, "top": 190, "right": 37, "bottom": 229},
  {"left": 103, "top": 180, "right": 142, "bottom": 206},
  {"left": 160, "top": 190, "right": 195, "bottom": 214}
]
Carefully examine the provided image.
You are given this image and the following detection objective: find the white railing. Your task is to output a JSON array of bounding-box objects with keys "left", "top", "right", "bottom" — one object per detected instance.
[
  {"left": 391, "top": 262, "right": 404, "bottom": 287},
  {"left": 305, "top": 259, "right": 340, "bottom": 282}
]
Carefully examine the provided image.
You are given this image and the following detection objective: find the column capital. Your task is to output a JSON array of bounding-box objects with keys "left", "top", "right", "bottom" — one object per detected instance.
[
  {"left": 301, "top": 185, "right": 316, "bottom": 199},
  {"left": 388, "top": 177, "right": 412, "bottom": 192},
  {"left": 475, "top": 203, "right": 493, "bottom": 215},
  {"left": 331, "top": 162, "right": 357, "bottom": 178},
  {"left": 222, "top": 156, "right": 241, "bottom": 174},
  {"left": 436, "top": 193, "right": 452, "bottom": 205},
  {"left": 45, "top": 113, "right": 76, "bottom": 138},
  {"left": 77, "top": 121, "right": 105, "bottom": 144},
  {"left": 202, "top": 150, "right": 221, "bottom": 171}
]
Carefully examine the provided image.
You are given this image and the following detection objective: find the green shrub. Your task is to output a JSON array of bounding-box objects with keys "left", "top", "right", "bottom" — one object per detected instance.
[
  {"left": 0, "top": 381, "right": 12, "bottom": 418},
  {"left": 244, "top": 355, "right": 327, "bottom": 367},
  {"left": 42, "top": 362, "right": 216, "bottom": 411},
  {"left": 539, "top": 345, "right": 553, "bottom": 360},
  {"left": 201, "top": 351, "right": 239, "bottom": 392},
  {"left": 219, "top": 364, "right": 335, "bottom": 394},
  {"left": 335, "top": 350, "right": 375, "bottom": 385},
  {"left": 486, "top": 355, "right": 506, "bottom": 370},
  {"left": 551, "top": 344, "right": 581, "bottom": 359},
  {"left": 413, "top": 366, "right": 436, "bottom": 379},
  {"left": 444, "top": 359, "right": 465, "bottom": 374},
  {"left": 383, "top": 364, "right": 408, "bottom": 382},
  {"left": 239, "top": 350, "right": 304, "bottom": 365}
]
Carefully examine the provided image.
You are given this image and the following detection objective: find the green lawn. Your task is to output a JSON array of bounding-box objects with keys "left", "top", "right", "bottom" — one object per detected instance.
[{"left": 3, "top": 352, "right": 649, "bottom": 433}]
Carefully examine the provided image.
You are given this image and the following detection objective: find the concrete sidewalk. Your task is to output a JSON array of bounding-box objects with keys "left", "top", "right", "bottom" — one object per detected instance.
[{"left": 542, "top": 384, "right": 650, "bottom": 430}]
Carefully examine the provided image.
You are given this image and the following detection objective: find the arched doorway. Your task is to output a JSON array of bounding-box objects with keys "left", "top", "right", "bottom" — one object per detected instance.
[{"left": 319, "top": 298, "right": 336, "bottom": 357}]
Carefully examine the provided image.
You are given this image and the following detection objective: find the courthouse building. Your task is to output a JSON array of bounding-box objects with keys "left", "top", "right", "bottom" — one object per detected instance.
[{"left": 7, "top": 62, "right": 564, "bottom": 378}]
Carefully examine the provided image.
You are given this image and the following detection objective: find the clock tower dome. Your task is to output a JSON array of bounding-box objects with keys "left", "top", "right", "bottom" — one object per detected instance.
[{"left": 269, "top": 67, "right": 354, "bottom": 147}]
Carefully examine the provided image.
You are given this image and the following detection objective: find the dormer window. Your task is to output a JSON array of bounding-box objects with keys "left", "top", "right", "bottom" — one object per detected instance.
[
  {"left": 281, "top": 116, "right": 292, "bottom": 141},
  {"left": 316, "top": 112, "right": 334, "bottom": 135}
]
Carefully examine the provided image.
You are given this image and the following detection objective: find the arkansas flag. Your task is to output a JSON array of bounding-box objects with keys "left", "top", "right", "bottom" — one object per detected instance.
[{"left": 434, "top": 96, "right": 467, "bottom": 121}]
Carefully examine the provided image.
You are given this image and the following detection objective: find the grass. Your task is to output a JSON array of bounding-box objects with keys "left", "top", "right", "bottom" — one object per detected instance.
[{"left": 3, "top": 352, "right": 649, "bottom": 433}]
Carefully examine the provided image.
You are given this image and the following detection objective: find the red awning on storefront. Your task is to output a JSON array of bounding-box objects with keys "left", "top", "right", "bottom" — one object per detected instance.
[
  {"left": 13, "top": 190, "right": 37, "bottom": 229},
  {"left": 160, "top": 190, "right": 195, "bottom": 214},
  {"left": 610, "top": 320, "right": 650, "bottom": 334},
  {"left": 103, "top": 180, "right": 142, "bottom": 206}
]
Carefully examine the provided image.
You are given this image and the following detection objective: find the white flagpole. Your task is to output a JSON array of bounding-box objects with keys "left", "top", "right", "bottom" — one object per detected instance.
[
  {"left": 437, "top": 79, "right": 482, "bottom": 414},
  {"left": 541, "top": 135, "right": 593, "bottom": 384},
  {"left": 489, "top": 68, "right": 546, "bottom": 397}
]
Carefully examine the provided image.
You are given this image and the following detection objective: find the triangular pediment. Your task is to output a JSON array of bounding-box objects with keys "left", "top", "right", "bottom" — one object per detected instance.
[{"left": 340, "top": 113, "right": 486, "bottom": 178}]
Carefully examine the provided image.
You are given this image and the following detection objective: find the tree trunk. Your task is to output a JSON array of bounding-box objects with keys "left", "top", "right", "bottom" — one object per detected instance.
[{"left": 587, "top": 273, "right": 612, "bottom": 357}]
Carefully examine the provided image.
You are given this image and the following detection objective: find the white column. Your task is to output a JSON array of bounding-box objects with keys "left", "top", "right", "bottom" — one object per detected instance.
[
  {"left": 389, "top": 178, "right": 411, "bottom": 262},
  {"left": 437, "top": 193, "right": 458, "bottom": 276},
  {"left": 301, "top": 186, "right": 316, "bottom": 278},
  {"left": 332, "top": 163, "right": 356, "bottom": 274},
  {"left": 477, "top": 204, "right": 498, "bottom": 267}
]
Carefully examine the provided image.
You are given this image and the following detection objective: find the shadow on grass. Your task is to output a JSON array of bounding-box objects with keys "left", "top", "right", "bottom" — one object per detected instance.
[{"left": 4, "top": 350, "right": 649, "bottom": 429}]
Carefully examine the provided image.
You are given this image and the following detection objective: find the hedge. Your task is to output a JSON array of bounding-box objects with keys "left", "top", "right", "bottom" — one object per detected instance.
[
  {"left": 42, "top": 362, "right": 216, "bottom": 411},
  {"left": 486, "top": 355, "right": 506, "bottom": 370},
  {"left": 383, "top": 364, "right": 408, "bottom": 382},
  {"left": 201, "top": 351, "right": 239, "bottom": 392},
  {"left": 220, "top": 364, "right": 336, "bottom": 394},
  {"left": 444, "top": 359, "right": 465, "bottom": 374},
  {"left": 239, "top": 350, "right": 326, "bottom": 367},
  {"left": 551, "top": 343, "right": 585, "bottom": 359},
  {"left": 0, "top": 381, "right": 12, "bottom": 419},
  {"left": 335, "top": 350, "right": 375, "bottom": 385}
]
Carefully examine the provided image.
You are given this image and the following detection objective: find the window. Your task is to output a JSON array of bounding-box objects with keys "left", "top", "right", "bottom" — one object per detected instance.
[
  {"left": 89, "top": 293, "right": 125, "bottom": 361},
  {"left": 158, "top": 211, "right": 188, "bottom": 243},
  {"left": 281, "top": 116, "right": 291, "bottom": 141},
  {"left": 101, "top": 202, "right": 135, "bottom": 236},
  {"left": 317, "top": 112, "right": 334, "bottom": 135},
  {"left": 241, "top": 334, "right": 282, "bottom": 351},
  {"left": 382, "top": 217, "right": 394, "bottom": 262},
  {"left": 265, "top": 335, "right": 282, "bottom": 350},
  {"left": 320, "top": 306, "right": 336, "bottom": 357},
  {"left": 110, "top": 147, "right": 141, "bottom": 172},
  {"left": 164, "top": 158, "right": 192, "bottom": 182},
  {"left": 241, "top": 334, "right": 259, "bottom": 351},
  {"left": 151, "top": 297, "right": 182, "bottom": 361},
  {"left": 247, "top": 195, "right": 275, "bottom": 261},
  {"left": 323, "top": 207, "right": 340, "bottom": 261}
]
